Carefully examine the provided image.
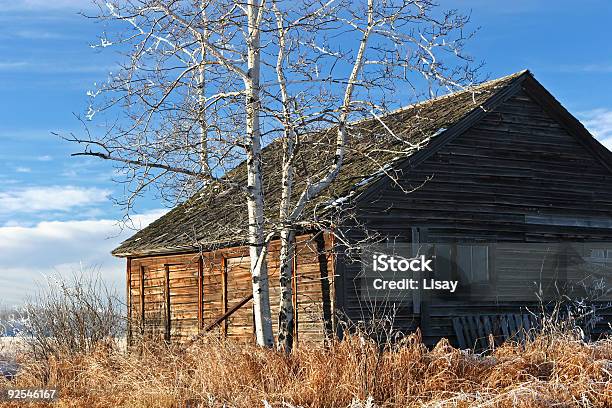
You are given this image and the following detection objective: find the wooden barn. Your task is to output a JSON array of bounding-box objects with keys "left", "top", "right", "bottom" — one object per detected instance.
[{"left": 113, "top": 70, "right": 612, "bottom": 348}]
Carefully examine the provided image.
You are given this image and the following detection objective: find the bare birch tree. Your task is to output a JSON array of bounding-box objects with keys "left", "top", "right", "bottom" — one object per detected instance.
[
  {"left": 267, "top": 0, "right": 479, "bottom": 351},
  {"left": 69, "top": 0, "right": 478, "bottom": 350},
  {"left": 243, "top": 0, "right": 275, "bottom": 347},
  {"left": 71, "top": 0, "right": 275, "bottom": 346}
]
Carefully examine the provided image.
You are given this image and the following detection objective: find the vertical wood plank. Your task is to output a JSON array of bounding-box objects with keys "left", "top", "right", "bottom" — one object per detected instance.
[
  {"left": 164, "top": 264, "right": 171, "bottom": 343},
  {"left": 221, "top": 257, "right": 228, "bottom": 337},
  {"left": 514, "top": 314, "right": 525, "bottom": 342},
  {"left": 411, "top": 227, "right": 421, "bottom": 314},
  {"left": 292, "top": 237, "right": 299, "bottom": 346},
  {"left": 126, "top": 258, "right": 132, "bottom": 347},
  {"left": 474, "top": 315, "right": 487, "bottom": 349},
  {"left": 328, "top": 231, "right": 337, "bottom": 337},
  {"left": 452, "top": 317, "right": 466, "bottom": 349},
  {"left": 331, "top": 230, "right": 346, "bottom": 340},
  {"left": 461, "top": 316, "right": 472, "bottom": 348},
  {"left": 500, "top": 315, "right": 510, "bottom": 340},
  {"left": 316, "top": 232, "right": 334, "bottom": 342},
  {"left": 507, "top": 314, "right": 517, "bottom": 337},
  {"left": 139, "top": 265, "right": 145, "bottom": 336},
  {"left": 468, "top": 316, "right": 478, "bottom": 349},
  {"left": 198, "top": 256, "right": 204, "bottom": 332},
  {"left": 482, "top": 315, "right": 493, "bottom": 348},
  {"left": 419, "top": 229, "right": 431, "bottom": 340},
  {"left": 522, "top": 314, "right": 531, "bottom": 332}
]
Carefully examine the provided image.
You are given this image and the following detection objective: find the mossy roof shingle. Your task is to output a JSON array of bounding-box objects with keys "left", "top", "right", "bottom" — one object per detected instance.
[{"left": 113, "top": 70, "right": 528, "bottom": 257}]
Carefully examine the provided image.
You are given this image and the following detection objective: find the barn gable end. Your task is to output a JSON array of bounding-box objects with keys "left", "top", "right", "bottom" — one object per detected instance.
[{"left": 338, "top": 79, "right": 612, "bottom": 345}]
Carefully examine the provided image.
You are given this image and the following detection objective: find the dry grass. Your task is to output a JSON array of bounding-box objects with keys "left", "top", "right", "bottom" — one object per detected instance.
[
  {"left": 1, "top": 332, "right": 611, "bottom": 408},
  {"left": 0, "top": 337, "right": 26, "bottom": 356}
]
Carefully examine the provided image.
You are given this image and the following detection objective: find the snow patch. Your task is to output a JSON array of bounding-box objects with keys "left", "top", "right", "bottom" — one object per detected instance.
[
  {"left": 323, "top": 190, "right": 357, "bottom": 210},
  {"left": 431, "top": 127, "right": 447, "bottom": 137}
]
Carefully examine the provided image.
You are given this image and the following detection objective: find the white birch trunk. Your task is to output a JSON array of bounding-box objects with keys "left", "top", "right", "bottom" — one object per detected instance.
[
  {"left": 245, "top": 0, "right": 274, "bottom": 348},
  {"left": 197, "top": 1, "right": 209, "bottom": 173},
  {"left": 276, "top": 1, "right": 374, "bottom": 351},
  {"left": 272, "top": 7, "right": 297, "bottom": 351},
  {"left": 277, "top": 226, "right": 295, "bottom": 351},
  {"left": 288, "top": 0, "right": 374, "bottom": 224},
  {"left": 197, "top": 49, "right": 208, "bottom": 170},
  {"left": 277, "top": 128, "right": 296, "bottom": 351}
]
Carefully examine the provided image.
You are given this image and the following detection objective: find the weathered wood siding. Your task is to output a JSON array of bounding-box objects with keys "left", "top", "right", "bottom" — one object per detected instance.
[
  {"left": 127, "top": 233, "right": 335, "bottom": 345},
  {"left": 342, "top": 87, "right": 612, "bottom": 345}
]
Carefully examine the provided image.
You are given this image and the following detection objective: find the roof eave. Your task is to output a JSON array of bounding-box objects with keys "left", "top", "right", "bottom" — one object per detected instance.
[{"left": 112, "top": 244, "right": 199, "bottom": 258}]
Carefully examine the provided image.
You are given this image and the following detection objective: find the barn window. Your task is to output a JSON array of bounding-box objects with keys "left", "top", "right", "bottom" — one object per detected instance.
[
  {"left": 589, "top": 248, "right": 612, "bottom": 261},
  {"left": 456, "top": 245, "right": 489, "bottom": 283},
  {"left": 586, "top": 246, "right": 612, "bottom": 267},
  {"left": 434, "top": 244, "right": 453, "bottom": 280}
]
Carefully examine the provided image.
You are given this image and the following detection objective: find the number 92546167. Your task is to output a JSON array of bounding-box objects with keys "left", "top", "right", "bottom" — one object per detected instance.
[{"left": 2, "top": 388, "right": 58, "bottom": 401}]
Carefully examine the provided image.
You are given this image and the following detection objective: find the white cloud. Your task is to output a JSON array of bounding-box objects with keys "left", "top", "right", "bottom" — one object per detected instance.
[
  {"left": 0, "top": 29, "right": 68, "bottom": 41},
  {"left": 0, "top": 128, "right": 56, "bottom": 142},
  {"left": 579, "top": 109, "right": 612, "bottom": 150},
  {"left": 0, "top": 209, "right": 167, "bottom": 305},
  {"left": 15, "top": 167, "right": 31, "bottom": 173},
  {"left": 0, "top": 62, "right": 29, "bottom": 70},
  {"left": 0, "top": 186, "right": 110, "bottom": 214},
  {"left": 559, "top": 64, "right": 612, "bottom": 74},
  {"left": 13, "top": 30, "right": 68, "bottom": 40}
]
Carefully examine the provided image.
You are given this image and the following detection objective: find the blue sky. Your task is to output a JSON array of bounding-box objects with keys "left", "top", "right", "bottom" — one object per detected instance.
[{"left": 0, "top": 0, "right": 611, "bottom": 306}]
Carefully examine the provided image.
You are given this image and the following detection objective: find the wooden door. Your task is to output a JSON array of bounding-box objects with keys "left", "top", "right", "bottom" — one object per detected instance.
[
  {"left": 225, "top": 256, "right": 254, "bottom": 341},
  {"left": 141, "top": 264, "right": 167, "bottom": 340},
  {"left": 167, "top": 263, "right": 200, "bottom": 340}
]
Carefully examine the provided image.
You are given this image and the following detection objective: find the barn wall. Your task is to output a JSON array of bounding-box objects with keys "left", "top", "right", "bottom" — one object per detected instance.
[
  {"left": 127, "top": 232, "right": 335, "bottom": 345},
  {"left": 342, "top": 87, "right": 612, "bottom": 345}
]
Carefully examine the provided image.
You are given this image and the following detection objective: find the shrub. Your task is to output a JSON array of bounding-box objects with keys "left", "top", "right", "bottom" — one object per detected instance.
[{"left": 19, "top": 269, "right": 124, "bottom": 365}]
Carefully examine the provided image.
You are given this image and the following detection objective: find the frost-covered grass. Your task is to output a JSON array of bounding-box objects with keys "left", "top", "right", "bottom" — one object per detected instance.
[
  {"left": 0, "top": 337, "right": 25, "bottom": 358},
  {"left": 1, "top": 331, "right": 611, "bottom": 407},
  {"left": 0, "top": 337, "right": 23, "bottom": 380}
]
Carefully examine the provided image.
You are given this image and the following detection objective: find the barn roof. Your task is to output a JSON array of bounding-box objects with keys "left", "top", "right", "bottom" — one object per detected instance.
[{"left": 113, "top": 69, "right": 607, "bottom": 257}]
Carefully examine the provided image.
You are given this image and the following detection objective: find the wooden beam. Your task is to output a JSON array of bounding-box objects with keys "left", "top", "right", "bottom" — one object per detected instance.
[
  {"left": 332, "top": 232, "right": 346, "bottom": 341},
  {"left": 328, "top": 230, "right": 338, "bottom": 338},
  {"left": 203, "top": 293, "right": 253, "bottom": 332},
  {"left": 164, "top": 264, "right": 171, "bottom": 343},
  {"left": 221, "top": 257, "right": 228, "bottom": 337},
  {"left": 126, "top": 258, "right": 132, "bottom": 347},
  {"left": 316, "top": 232, "right": 334, "bottom": 342},
  {"left": 419, "top": 229, "right": 431, "bottom": 341},
  {"left": 198, "top": 256, "right": 204, "bottom": 332},
  {"left": 411, "top": 227, "right": 421, "bottom": 314},
  {"left": 139, "top": 265, "right": 145, "bottom": 336},
  {"left": 292, "top": 236, "right": 299, "bottom": 346}
]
